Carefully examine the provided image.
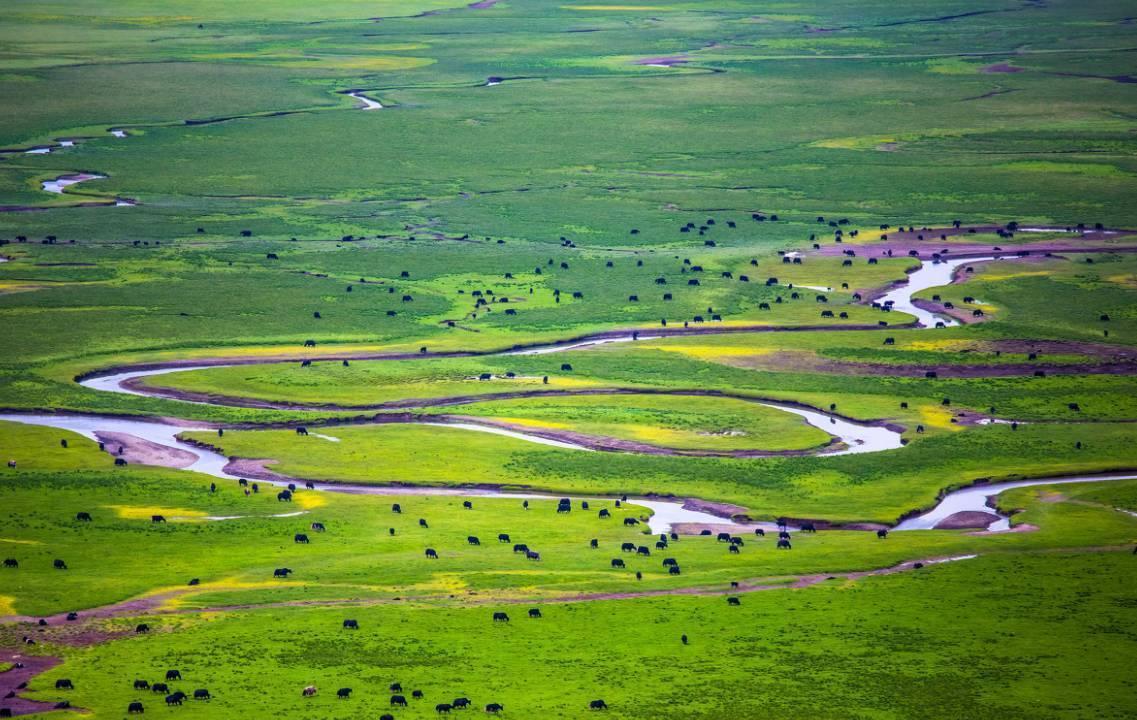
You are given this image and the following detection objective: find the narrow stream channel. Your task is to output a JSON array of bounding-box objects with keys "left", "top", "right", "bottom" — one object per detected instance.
[{"left": 2, "top": 412, "right": 1131, "bottom": 533}]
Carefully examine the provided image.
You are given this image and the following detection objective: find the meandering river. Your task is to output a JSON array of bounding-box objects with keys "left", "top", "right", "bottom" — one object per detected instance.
[{"left": 6, "top": 252, "right": 1129, "bottom": 532}]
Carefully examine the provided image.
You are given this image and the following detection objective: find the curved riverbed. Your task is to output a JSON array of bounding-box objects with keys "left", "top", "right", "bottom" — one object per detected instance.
[
  {"left": 876, "top": 256, "right": 995, "bottom": 328},
  {"left": 42, "top": 173, "right": 107, "bottom": 194},
  {"left": 16, "top": 251, "right": 1120, "bottom": 531},
  {"left": 77, "top": 252, "right": 991, "bottom": 405},
  {"left": 69, "top": 254, "right": 1001, "bottom": 458},
  {"left": 0, "top": 413, "right": 739, "bottom": 533},
  {"left": 1, "top": 412, "right": 1130, "bottom": 532},
  {"left": 76, "top": 366, "right": 903, "bottom": 457},
  {"left": 895, "top": 472, "right": 1137, "bottom": 531}
]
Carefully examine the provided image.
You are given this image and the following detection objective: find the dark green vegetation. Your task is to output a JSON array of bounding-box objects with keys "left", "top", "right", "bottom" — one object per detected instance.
[{"left": 2, "top": 0, "right": 1137, "bottom": 718}]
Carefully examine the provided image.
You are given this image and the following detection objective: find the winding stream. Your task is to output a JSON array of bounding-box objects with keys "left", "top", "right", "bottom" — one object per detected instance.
[
  {"left": 876, "top": 256, "right": 995, "bottom": 327},
  {"left": 7, "top": 253, "right": 1131, "bottom": 531},
  {"left": 895, "top": 472, "right": 1137, "bottom": 531},
  {"left": 63, "top": 256, "right": 1006, "bottom": 463},
  {"left": 1, "top": 411, "right": 1131, "bottom": 532},
  {"left": 0, "top": 413, "right": 742, "bottom": 533},
  {"left": 78, "top": 361, "right": 903, "bottom": 456},
  {"left": 347, "top": 91, "right": 383, "bottom": 110},
  {"left": 42, "top": 173, "right": 106, "bottom": 194}
]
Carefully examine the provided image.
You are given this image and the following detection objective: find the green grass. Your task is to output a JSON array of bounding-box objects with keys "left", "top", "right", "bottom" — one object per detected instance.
[
  {"left": 180, "top": 420, "right": 1137, "bottom": 525},
  {"left": 2, "top": 0, "right": 1137, "bottom": 715},
  {"left": 423, "top": 393, "right": 832, "bottom": 451},
  {"left": 9, "top": 550, "right": 1136, "bottom": 719}
]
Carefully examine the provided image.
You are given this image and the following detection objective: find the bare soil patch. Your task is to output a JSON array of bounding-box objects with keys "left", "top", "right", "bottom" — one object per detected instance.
[
  {"left": 934, "top": 511, "right": 1000, "bottom": 529},
  {"left": 95, "top": 431, "right": 197, "bottom": 469},
  {"left": 982, "top": 62, "right": 1023, "bottom": 73},
  {"left": 0, "top": 652, "right": 65, "bottom": 717},
  {"left": 811, "top": 225, "right": 1137, "bottom": 259}
]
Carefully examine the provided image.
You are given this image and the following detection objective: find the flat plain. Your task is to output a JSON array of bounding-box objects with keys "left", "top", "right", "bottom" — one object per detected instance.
[{"left": 1, "top": 0, "right": 1136, "bottom": 718}]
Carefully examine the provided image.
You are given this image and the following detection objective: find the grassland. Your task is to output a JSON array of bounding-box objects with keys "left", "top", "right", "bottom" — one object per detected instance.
[{"left": 2, "top": 0, "right": 1137, "bottom": 717}]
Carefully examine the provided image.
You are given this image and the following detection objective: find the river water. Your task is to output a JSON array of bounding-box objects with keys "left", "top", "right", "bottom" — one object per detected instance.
[{"left": 876, "top": 256, "right": 995, "bottom": 328}]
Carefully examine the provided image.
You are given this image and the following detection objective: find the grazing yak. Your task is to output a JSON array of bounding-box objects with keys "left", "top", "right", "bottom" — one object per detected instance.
[
  {"left": 75, "top": 512, "right": 92, "bottom": 522},
  {"left": 273, "top": 567, "right": 293, "bottom": 578},
  {"left": 193, "top": 689, "right": 211, "bottom": 700},
  {"left": 294, "top": 533, "right": 309, "bottom": 544},
  {"left": 343, "top": 619, "right": 359, "bottom": 630},
  {"left": 493, "top": 612, "right": 510, "bottom": 622},
  {"left": 390, "top": 695, "right": 407, "bottom": 706},
  {"left": 528, "top": 608, "right": 542, "bottom": 618},
  {"left": 128, "top": 701, "right": 145, "bottom": 714},
  {"left": 337, "top": 688, "right": 352, "bottom": 699},
  {"left": 590, "top": 699, "right": 609, "bottom": 710},
  {"left": 165, "top": 670, "right": 182, "bottom": 681},
  {"left": 302, "top": 686, "right": 317, "bottom": 697},
  {"left": 425, "top": 548, "right": 438, "bottom": 559},
  {"left": 151, "top": 683, "right": 168, "bottom": 694}
]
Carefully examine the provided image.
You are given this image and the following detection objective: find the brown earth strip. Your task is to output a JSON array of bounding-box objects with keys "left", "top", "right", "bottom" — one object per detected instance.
[
  {"left": 811, "top": 225, "right": 1137, "bottom": 259},
  {"left": 0, "top": 555, "right": 983, "bottom": 628},
  {"left": 721, "top": 349, "right": 1137, "bottom": 378},
  {"left": 0, "top": 652, "right": 68, "bottom": 717},
  {"left": 982, "top": 62, "right": 1023, "bottom": 73}
]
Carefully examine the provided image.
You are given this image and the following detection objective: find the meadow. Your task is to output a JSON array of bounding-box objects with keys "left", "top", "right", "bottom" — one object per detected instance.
[{"left": 2, "top": 0, "right": 1137, "bottom": 717}]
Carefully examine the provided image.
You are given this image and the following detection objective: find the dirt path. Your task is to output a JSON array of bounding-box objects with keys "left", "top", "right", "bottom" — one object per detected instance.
[
  {"left": 0, "top": 652, "right": 69, "bottom": 716},
  {"left": 725, "top": 350, "right": 1137, "bottom": 379},
  {"left": 94, "top": 431, "right": 197, "bottom": 469},
  {"left": 0, "top": 554, "right": 981, "bottom": 628},
  {"left": 811, "top": 226, "right": 1137, "bottom": 259}
]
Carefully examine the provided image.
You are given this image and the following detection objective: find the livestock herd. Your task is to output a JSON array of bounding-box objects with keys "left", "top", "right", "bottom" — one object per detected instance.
[{"left": 0, "top": 474, "right": 851, "bottom": 717}]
